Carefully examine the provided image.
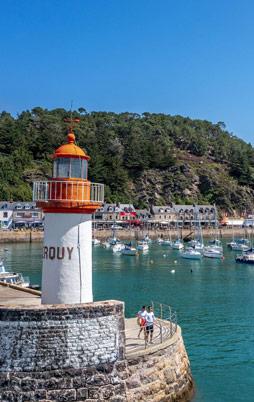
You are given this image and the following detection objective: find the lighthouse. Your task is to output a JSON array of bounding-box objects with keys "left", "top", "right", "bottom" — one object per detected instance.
[{"left": 33, "top": 127, "right": 104, "bottom": 304}]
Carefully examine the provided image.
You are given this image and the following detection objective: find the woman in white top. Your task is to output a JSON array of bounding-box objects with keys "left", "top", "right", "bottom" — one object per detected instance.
[{"left": 137, "top": 305, "right": 147, "bottom": 338}]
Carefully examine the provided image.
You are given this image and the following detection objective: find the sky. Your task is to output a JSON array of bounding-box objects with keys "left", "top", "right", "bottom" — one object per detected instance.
[{"left": 0, "top": 0, "right": 254, "bottom": 144}]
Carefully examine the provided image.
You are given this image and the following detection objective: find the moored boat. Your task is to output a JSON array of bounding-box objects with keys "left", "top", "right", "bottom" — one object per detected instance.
[
  {"left": 0, "top": 260, "right": 30, "bottom": 287},
  {"left": 172, "top": 239, "right": 184, "bottom": 250},
  {"left": 181, "top": 248, "right": 202, "bottom": 260},
  {"left": 121, "top": 245, "right": 138, "bottom": 256},
  {"left": 137, "top": 241, "right": 149, "bottom": 251},
  {"left": 112, "top": 243, "right": 125, "bottom": 253},
  {"left": 203, "top": 247, "right": 223, "bottom": 259},
  {"left": 235, "top": 249, "right": 254, "bottom": 264}
]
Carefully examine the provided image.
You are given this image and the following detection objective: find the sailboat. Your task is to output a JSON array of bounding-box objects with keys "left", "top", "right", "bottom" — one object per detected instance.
[
  {"left": 181, "top": 208, "right": 203, "bottom": 259},
  {"left": 172, "top": 217, "right": 184, "bottom": 249},
  {"left": 203, "top": 207, "right": 223, "bottom": 258}
]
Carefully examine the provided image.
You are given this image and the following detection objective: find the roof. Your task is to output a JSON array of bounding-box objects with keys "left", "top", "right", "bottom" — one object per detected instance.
[
  {"left": 53, "top": 132, "right": 90, "bottom": 160},
  {"left": 0, "top": 202, "right": 40, "bottom": 211},
  {"left": 152, "top": 205, "right": 174, "bottom": 214}
]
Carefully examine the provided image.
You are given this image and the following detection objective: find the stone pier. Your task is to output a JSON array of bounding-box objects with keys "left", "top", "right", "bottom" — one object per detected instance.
[{"left": 0, "top": 284, "right": 194, "bottom": 401}]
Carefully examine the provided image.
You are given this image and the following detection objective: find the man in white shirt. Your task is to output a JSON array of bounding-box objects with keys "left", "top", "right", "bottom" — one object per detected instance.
[
  {"left": 145, "top": 306, "right": 156, "bottom": 344},
  {"left": 137, "top": 305, "right": 147, "bottom": 338}
]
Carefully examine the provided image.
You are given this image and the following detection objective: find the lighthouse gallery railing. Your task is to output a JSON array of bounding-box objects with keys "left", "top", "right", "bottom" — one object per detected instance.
[{"left": 33, "top": 181, "right": 104, "bottom": 203}]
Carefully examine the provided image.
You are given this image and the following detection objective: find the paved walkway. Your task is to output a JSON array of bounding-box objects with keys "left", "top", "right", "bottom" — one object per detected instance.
[
  {"left": 0, "top": 283, "right": 41, "bottom": 306},
  {"left": 125, "top": 317, "right": 175, "bottom": 358}
]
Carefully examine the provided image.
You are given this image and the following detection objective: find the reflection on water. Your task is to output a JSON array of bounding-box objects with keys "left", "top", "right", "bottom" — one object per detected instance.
[{"left": 1, "top": 240, "right": 254, "bottom": 402}]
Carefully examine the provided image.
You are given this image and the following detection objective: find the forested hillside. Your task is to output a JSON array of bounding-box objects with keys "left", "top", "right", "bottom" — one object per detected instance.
[{"left": 0, "top": 107, "right": 254, "bottom": 214}]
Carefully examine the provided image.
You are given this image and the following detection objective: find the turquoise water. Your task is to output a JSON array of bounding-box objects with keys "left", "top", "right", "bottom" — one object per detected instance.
[{"left": 2, "top": 240, "right": 254, "bottom": 402}]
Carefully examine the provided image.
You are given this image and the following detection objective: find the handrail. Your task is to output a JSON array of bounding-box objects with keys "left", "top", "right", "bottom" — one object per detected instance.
[
  {"left": 33, "top": 180, "right": 104, "bottom": 203},
  {"left": 124, "top": 301, "right": 178, "bottom": 354}
]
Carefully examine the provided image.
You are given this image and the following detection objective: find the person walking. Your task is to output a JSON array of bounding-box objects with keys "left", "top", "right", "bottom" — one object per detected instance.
[
  {"left": 137, "top": 305, "right": 147, "bottom": 338},
  {"left": 145, "top": 306, "right": 156, "bottom": 344}
]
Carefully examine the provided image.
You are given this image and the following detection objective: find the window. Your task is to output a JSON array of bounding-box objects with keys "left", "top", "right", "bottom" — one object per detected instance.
[
  {"left": 3, "top": 212, "right": 8, "bottom": 218},
  {"left": 32, "top": 212, "right": 39, "bottom": 217},
  {"left": 53, "top": 158, "right": 87, "bottom": 179},
  {"left": 16, "top": 212, "right": 24, "bottom": 218}
]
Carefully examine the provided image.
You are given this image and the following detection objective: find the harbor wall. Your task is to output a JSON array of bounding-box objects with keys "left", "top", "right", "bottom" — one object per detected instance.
[
  {"left": 0, "top": 301, "right": 194, "bottom": 402},
  {"left": 0, "top": 226, "right": 251, "bottom": 243}
]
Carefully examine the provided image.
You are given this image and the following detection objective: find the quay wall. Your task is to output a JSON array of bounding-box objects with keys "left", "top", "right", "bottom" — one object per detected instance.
[
  {"left": 0, "top": 226, "right": 250, "bottom": 243},
  {"left": 0, "top": 301, "right": 193, "bottom": 402}
]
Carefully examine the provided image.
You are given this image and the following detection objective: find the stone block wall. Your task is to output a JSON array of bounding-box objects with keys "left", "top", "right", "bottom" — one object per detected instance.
[{"left": 0, "top": 301, "right": 125, "bottom": 373}]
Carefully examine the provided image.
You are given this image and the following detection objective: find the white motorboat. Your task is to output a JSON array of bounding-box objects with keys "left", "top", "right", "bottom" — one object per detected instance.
[
  {"left": 121, "top": 245, "right": 137, "bottom": 256},
  {"left": 157, "top": 237, "right": 164, "bottom": 244},
  {"left": 181, "top": 248, "right": 202, "bottom": 260},
  {"left": 161, "top": 239, "right": 173, "bottom": 246},
  {"left": 0, "top": 260, "right": 30, "bottom": 287},
  {"left": 112, "top": 243, "right": 125, "bottom": 253},
  {"left": 137, "top": 241, "right": 149, "bottom": 251},
  {"left": 172, "top": 239, "right": 184, "bottom": 250},
  {"left": 236, "top": 249, "right": 254, "bottom": 264},
  {"left": 92, "top": 238, "right": 101, "bottom": 246},
  {"left": 231, "top": 243, "right": 250, "bottom": 252},
  {"left": 143, "top": 234, "right": 152, "bottom": 243},
  {"left": 207, "top": 239, "right": 223, "bottom": 253},
  {"left": 228, "top": 238, "right": 250, "bottom": 251},
  {"left": 102, "top": 241, "right": 111, "bottom": 249},
  {"left": 203, "top": 247, "right": 223, "bottom": 259}
]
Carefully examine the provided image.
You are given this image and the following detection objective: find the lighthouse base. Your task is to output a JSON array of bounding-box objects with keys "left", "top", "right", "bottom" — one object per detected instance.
[{"left": 41, "top": 212, "right": 93, "bottom": 305}]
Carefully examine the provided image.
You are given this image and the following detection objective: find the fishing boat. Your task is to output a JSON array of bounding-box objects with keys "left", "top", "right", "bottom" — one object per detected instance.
[
  {"left": 0, "top": 260, "right": 30, "bottom": 287},
  {"left": 180, "top": 248, "right": 202, "bottom": 260},
  {"left": 137, "top": 241, "right": 149, "bottom": 251},
  {"left": 121, "top": 244, "right": 138, "bottom": 256}
]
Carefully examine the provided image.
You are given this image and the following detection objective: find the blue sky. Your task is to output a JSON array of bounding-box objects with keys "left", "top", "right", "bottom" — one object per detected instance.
[{"left": 0, "top": 0, "right": 254, "bottom": 144}]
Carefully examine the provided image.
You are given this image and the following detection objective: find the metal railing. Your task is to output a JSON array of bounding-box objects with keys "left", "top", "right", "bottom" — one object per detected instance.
[
  {"left": 124, "top": 302, "right": 178, "bottom": 356},
  {"left": 33, "top": 181, "right": 104, "bottom": 203}
]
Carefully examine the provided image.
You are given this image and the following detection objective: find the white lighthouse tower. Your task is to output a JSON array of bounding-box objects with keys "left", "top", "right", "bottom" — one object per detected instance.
[{"left": 33, "top": 125, "right": 104, "bottom": 304}]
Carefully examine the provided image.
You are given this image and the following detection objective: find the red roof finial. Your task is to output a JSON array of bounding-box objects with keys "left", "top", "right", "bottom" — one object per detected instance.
[{"left": 67, "top": 131, "right": 75, "bottom": 143}]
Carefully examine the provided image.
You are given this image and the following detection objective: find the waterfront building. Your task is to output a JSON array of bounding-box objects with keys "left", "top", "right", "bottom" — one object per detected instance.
[
  {"left": 0, "top": 201, "right": 43, "bottom": 229},
  {"left": 12, "top": 202, "right": 43, "bottom": 228},
  {"left": 151, "top": 203, "right": 217, "bottom": 227},
  {"left": 93, "top": 202, "right": 137, "bottom": 227},
  {"left": 33, "top": 128, "right": 104, "bottom": 304},
  {"left": 0, "top": 202, "right": 13, "bottom": 229}
]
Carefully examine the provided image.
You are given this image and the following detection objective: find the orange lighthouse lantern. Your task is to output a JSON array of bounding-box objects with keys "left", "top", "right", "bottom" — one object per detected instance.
[{"left": 33, "top": 130, "right": 104, "bottom": 305}]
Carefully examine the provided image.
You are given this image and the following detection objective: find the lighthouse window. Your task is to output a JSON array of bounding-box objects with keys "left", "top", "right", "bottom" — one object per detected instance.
[
  {"left": 70, "top": 158, "right": 87, "bottom": 179},
  {"left": 53, "top": 158, "right": 87, "bottom": 179}
]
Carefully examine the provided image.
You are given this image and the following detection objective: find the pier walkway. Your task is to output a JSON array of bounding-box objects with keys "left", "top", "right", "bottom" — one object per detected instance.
[{"left": 0, "top": 282, "right": 41, "bottom": 306}]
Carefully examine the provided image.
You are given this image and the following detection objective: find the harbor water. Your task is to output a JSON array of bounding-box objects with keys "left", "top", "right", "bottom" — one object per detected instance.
[{"left": 2, "top": 240, "right": 254, "bottom": 402}]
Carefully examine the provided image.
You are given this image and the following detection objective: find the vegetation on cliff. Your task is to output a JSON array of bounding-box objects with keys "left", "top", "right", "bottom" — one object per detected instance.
[{"left": 0, "top": 108, "right": 253, "bottom": 213}]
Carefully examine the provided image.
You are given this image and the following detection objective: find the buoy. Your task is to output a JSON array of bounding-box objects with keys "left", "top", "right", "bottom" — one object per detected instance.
[
  {"left": 171, "top": 269, "right": 175, "bottom": 274},
  {"left": 163, "top": 254, "right": 166, "bottom": 258},
  {"left": 174, "top": 260, "right": 177, "bottom": 264},
  {"left": 150, "top": 260, "right": 154, "bottom": 264}
]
